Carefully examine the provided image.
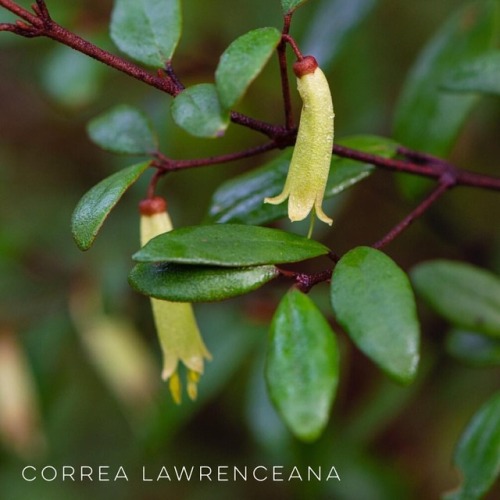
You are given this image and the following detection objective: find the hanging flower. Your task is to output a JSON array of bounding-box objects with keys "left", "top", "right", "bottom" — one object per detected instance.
[
  {"left": 139, "top": 197, "right": 211, "bottom": 403},
  {"left": 265, "top": 55, "right": 334, "bottom": 226}
]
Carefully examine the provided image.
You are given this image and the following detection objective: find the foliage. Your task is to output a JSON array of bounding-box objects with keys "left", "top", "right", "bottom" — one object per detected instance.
[{"left": 1, "top": 0, "right": 500, "bottom": 499}]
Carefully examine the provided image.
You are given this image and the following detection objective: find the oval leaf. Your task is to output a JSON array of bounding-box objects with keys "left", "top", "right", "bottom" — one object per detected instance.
[
  {"left": 72, "top": 161, "right": 150, "bottom": 250},
  {"left": 441, "top": 51, "right": 500, "bottom": 96},
  {"left": 444, "top": 392, "right": 500, "bottom": 500},
  {"left": 110, "top": 0, "right": 181, "bottom": 68},
  {"left": 331, "top": 246, "right": 420, "bottom": 384},
  {"left": 265, "top": 288, "right": 339, "bottom": 442},
  {"left": 129, "top": 263, "right": 278, "bottom": 302},
  {"left": 206, "top": 135, "right": 398, "bottom": 225},
  {"left": 281, "top": 0, "right": 311, "bottom": 15},
  {"left": 411, "top": 260, "right": 500, "bottom": 337},
  {"left": 133, "top": 224, "right": 330, "bottom": 266},
  {"left": 446, "top": 329, "right": 500, "bottom": 368},
  {"left": 87, "top": 105, "right": 157, "bottom": 155},
  {"left": 171, "top": 83, "right": 230, "bottom": 138},
  {"left": 215, "top": 27, "right": 281, "bottom": 110},
  {"left": 393, "top": 1, "right": 495, "bottom": 155}
]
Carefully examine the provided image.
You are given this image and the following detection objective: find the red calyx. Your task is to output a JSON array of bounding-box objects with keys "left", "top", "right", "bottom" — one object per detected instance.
[
  {"left": 293, "top": 56, "right": 318, "bottom": 78},
  {"left": 139, "top": 196, "right": 167, "bottom": 215}
]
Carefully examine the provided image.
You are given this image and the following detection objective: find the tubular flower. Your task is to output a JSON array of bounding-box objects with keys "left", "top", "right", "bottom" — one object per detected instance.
[
  {"left": 265, "top": 56, "right": 334, "bottom": 225},
  {"left": 139, "top": 197, "right": 211, "bottom": 404}
]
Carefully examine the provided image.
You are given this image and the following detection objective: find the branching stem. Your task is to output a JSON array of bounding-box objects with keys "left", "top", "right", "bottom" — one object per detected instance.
[{"left": 2, "top": 0, "right": 500, "bottom": 292}]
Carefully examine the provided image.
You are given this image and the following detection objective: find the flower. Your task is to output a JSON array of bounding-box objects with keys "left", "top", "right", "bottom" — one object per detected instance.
[
  {"left": 139, "top": 197, "right": 211, "bottom": 403},
  {"left": 265, "top": 56, "right": 334, "bottom": 226}
]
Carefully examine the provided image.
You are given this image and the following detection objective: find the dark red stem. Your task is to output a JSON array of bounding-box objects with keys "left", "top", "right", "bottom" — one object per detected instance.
[
  {"left": 373, "top": 178, "right": 453, "bottom": 250},
  {"left": 278, "top": 14, "right": 295, "bottom": 129}
]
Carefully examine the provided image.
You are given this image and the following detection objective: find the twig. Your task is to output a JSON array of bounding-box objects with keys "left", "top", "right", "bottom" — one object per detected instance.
[
  {"left": 278, "top": 14, "right": 295, "bottom": 129},
  {"left": 152, "top": 141, "right": 277, "bottom": 172},
  {"left": 0, "top": 0, "right": 180, "bottom": 95},
  {"left": 372, "top": 178, "right": 453, "bottom": 250}
]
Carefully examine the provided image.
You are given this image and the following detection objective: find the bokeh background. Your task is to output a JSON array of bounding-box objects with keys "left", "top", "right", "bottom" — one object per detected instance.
[{"left": 1, "top": 0, "right": 499, "bottom": 498}]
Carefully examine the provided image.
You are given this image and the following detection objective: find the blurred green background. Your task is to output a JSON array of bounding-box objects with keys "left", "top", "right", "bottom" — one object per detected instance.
[{"left": 1, "top": 0, "right": 499, "bottom": 498}]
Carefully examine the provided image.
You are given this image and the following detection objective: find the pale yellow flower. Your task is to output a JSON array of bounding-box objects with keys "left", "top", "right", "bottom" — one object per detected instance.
[
  {"left": 140, "top": 197, "right": 211, "bottom": 403},
  {"left": 265, "top": 56, "right": 334, "bottom": 226}
]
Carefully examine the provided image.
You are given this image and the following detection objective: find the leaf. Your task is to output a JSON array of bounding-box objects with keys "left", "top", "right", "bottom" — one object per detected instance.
[
  {"left": 331, "top": 246, "right": 420, "bottom": 384},
  {"left": 87, "top": 105, "right": 157, "bottom": 155},
  {"left": 128, "top": 263, "right": 278, "bottom": 302},
  {"left": 215, "top": 27, "right": 281, "bottom": 110},
  {"left": 441, "top": 51, "right": 500, "bottom": 96},
  {"left": 265, "top": 288, "right": 340, "bottom": 442},
  {"left": 281, "top": 0, "right": 311, "bottom": 14},
  {"left": 393, "top": 1, "right": 496, "bottom": 155},
  {"left": 411, "top": 260, "right": 500, "bottom": 338},
  {"left": 206, "top": 135, "right": 398, "bottom": 225},
  {"left": 171, "top": 84, "right": 230, "bottom": 138},
  {"left": 110, "top": 0, "right": 181, "bottom": 68},
  {"left": 444, "top": 392, "right": 500, "bottom": 500},
  {"left": 133, "top": 224, "right": 330, "bottom": 266},
  {"left": 446, "top": 329, "right": 500, "bottom": 368},
  {"left": 71, "top": 161, "right": 150, "bottom": 251}
]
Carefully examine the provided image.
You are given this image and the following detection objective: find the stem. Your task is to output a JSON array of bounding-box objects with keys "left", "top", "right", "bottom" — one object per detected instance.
[
  {"left": 153, "top": 142, "right": 276, "bottom": 172},
  {"left": 0, "top": 0, "right": 180, "bottom": 95},
  {"left": 278, "top": 14, "right": 294, "bottom": 129},
  {"left": 373, "top": 179, "right": 453, "bottom": 250},
  {"left": 282, "top": 34, "right": 304, "bottom": 60},
  {"left": 277, "top": 268, "right": 333, "bottom": 293}
]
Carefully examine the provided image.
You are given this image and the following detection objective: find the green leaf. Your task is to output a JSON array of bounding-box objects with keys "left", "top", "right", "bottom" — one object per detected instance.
[
  {"left": 206, "top": 135, "right": 398, "bottom": 225},
  {"left": 444, "top": 392, "right": 500, "bottom": 500},
  {"left": 71, "top": 161, "right": 150, "bottom": 251},
  {"left": 446, "top": 329, "right": 500, "bottom": 368},
  {"left": 171, "top": 84, "right": 230, "bottom": 138},
  {"left": 87, "top": 105, "right": 157, "bottom": 155},
  {"left": 393, "top": 1, "right": 496, "bottom": 155},
  {"left": 110, "top": 0, "right": 181, "bottom": 68},
  {"left": 331, "top": 246, "right": 420, "bottom": 384},
  {"left": 441, "top": 51, "right": 500, "bottom": 96},
  {"left": 265, "top": 288, "right": 339, "bottom": 442},
  {"left": 411, "top": 260, "right": 500, "bottom": 337},
  {"left": 128, "top": 263, "right": 278, "bottom": 302},
  {"left": 281, "top": 0, "right": 311, "bottom": 14},
  {"left": 215, "top": 27, "right": 281, "bottom": 110},
  {"left": 133, "top": 224, "right": 330, "bottom": 266}
]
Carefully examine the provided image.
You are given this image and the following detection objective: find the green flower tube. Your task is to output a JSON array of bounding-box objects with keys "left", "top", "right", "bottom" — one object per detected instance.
[
  {"left": 139, "top": 197, "right": 211, "bottom": 404},
  {"left": 265, "top": 56, "right": 334, "bottom": 225}
]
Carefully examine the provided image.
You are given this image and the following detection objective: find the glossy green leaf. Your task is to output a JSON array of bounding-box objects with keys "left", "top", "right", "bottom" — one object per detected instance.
[
  {"left": 411, "top": 260, "right": 500, "bottom": 337},
  {"left": 87, "top": 105, "right": 157, "bottom": 155},
  {"left": 206, "top": 135, "right": 398, "bottom": 225},
  {"left": 331, "top": 246, "right": 420, "bottom": 384},
  {"left": 446, "top": 329, "right": 500, "bottom": 367},
  {"left": 129, "top": 262, "right": 278, "bottom": 302},
  {"left": 265, "top": 288, "right": 339, "bottom": 442},
  {"left": 133, "top": 224, "right": 330, "bottom": 266},
  {"left": 215, "top": 27, "right": 281, "bottom": 110},
  {"left": 171, "top": 84, "right": 230, "bottom": 138},
  {"left": 72, "top": 162, "right": 150, "bottom": 251},
  {"left": 441, "top": 51, "right": 500, "bottom": 96},
  {"left": 281, "top": 0, "right": 311, "bottom": 14},
  {"left": 444, "top": 392, "right": 500, "bottom": 500},
  {"left": 393, "top": 1, "right": 495, "bottom": 155},
  {"left": 110, "top": 0, "right": 181, "bottom": 68}
]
